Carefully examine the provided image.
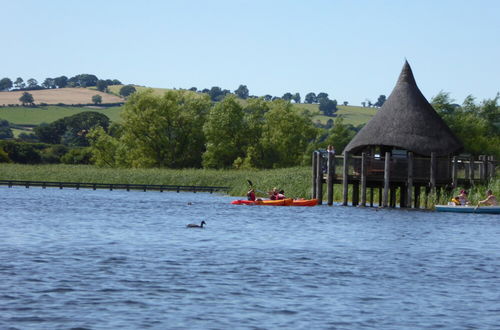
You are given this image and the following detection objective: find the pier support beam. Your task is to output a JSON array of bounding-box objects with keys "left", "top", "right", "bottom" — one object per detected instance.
[
  {"left": 382, "top": 152, "right": 391, "bottom": 207},
  {"left": 469, "top": 155, "right": 475, "bottom": 186},
  {"left": 352, "top": 184, "right": 359, "bottom": 206},
  {"left": 342, "top": 152, "right": 349, "bottom": 206},
  {"left": 327, "top": 150, "right": 335, "bottom": 206},
  {"left": 407, "top": 152, "right": 414, "bottom": 208},
  {"left": 316, "top": 152, "right": 323, "bottom": 205},
  {"left": 430, "top": 152, "right": 436, "bottom": 195},
  {"left": 452, "top": 156, "right": 458, "bottom": 188},
  {"left": 312, "top": 152, "right": 317, "bottom": 199},
  {"left": 360, "top": 152, "right": 367, "bottom": 206}
]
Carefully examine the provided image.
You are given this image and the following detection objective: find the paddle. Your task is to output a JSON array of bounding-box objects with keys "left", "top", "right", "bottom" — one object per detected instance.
[{"left": 247, "top": 179, "right": 266, "bottom": 195}]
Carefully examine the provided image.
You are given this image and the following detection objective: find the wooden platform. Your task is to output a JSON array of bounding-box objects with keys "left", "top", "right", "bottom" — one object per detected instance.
[{"left": 0, "top": 180, "right": 230, "bottom": 194}]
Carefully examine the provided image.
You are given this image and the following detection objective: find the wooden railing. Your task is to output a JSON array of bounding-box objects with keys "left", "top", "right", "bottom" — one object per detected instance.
[{"left": 0, "top": 180, "right": 230, "bottom": 194}]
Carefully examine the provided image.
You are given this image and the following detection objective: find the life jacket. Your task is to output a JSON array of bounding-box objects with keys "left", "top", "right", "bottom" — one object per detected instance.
[{"left": 247, "top": 191, "right": 256, "bottom": 201}]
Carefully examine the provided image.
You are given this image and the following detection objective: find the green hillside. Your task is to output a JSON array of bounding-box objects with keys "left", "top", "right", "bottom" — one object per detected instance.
[{"left": 0, "top": 105, "right": 122, "bottom": 125}]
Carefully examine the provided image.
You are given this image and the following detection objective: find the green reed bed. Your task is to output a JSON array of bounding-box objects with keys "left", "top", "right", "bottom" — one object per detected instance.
[{"left": 0, "top": 164, "right": 312, "bottom": 198}]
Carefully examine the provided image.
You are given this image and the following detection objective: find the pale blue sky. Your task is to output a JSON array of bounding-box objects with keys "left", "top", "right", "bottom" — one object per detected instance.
[{"left": 2, "top": 0, "right": 499, "bottom": 105}]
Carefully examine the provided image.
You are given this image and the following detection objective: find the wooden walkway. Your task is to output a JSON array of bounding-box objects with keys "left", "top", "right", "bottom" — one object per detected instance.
[
  {"left": 312, "top": 151, "right": 497, "bottom": 208},
  {"left": 0, "top": 180, "right": 230, "bottom": 194}
]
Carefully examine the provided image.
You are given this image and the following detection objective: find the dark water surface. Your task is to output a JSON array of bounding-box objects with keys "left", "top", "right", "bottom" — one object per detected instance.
[{"left": 0, "top": 186, "right": 499, "bottom": 329}]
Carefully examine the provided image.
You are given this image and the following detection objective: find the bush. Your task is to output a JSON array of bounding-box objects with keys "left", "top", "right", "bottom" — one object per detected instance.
[
  {"left": 0, "top": 148, "right": 11, "bottom": 163},
  {"left": 0, "top": 141, "right": 42, "bottom": 164},
  {"left": 61, "top": 148, "right": 93, "bottom": 164},
  {"left": 40, "top": 145, "right": 69, "bottom": 164}
]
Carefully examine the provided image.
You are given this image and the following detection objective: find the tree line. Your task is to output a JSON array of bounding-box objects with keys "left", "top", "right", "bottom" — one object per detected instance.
[
  {"left": 0, "top": 74, "right": 122, "bottom": 92},
  {"left": 0, "top": 89, "right": 498, "bottom": 167}
]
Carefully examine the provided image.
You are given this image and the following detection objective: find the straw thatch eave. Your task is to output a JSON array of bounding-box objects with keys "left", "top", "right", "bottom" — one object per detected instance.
[{"left": 344, "top": 61, "right": 463, "bottom": 157}]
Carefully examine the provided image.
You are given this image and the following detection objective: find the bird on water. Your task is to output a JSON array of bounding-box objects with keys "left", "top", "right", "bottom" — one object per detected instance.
[{"left": 187, "top": 220, "right": 206, "bottom": 228}]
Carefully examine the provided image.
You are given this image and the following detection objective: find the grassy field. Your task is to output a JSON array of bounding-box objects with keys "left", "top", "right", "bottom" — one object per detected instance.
[
  {"left": 0, "top": 88, "right": 123, "bottom": 106},
  {"left": 0, "top": 105, "right": 123, "bottom": 125},
  {"left": 0, "top": 85, "right": 376, "bottom": 128}
]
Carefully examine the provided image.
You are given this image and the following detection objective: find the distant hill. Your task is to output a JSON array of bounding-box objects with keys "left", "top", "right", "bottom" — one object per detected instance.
[{"left": 0, "top": 88, "right": 123, "bottom": 106}]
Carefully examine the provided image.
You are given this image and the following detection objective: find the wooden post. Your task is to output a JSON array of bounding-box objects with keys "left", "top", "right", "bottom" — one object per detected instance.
[
  {"left": 469, "top": 155, "right": 475, "bottom": 185},
  {"left": 316, "top": 152, "right": 323, "bottom": 205},
  {"left": 414, "top": 185, "right": 420, "bottom": 209},
  {"left": 479, "top": 155, "right": 485, "bottom": 181},
  {"left": 312, "top": 151, "right": 317, "bottom": 199},
  {"left": 369, "top": 187, "right": 374, "bottom": 207},
  {"left": 489, "top": 156, "right": 496, "bottom": 180},
  {"left": 378, "top": 187, "right": 382, "bottom": 207},
  {"left": 400, "top": 184, "right": 407, "bottom": 208},
  {"left": 407, "top": 152, "right": 414, "bottom": 208},
  {"left": 382, "top": 151, "right": 390, "bottom": 207},
  {"left": 451, "top": 156, "right": 458, "bottom": 188},
  {"left": 352, "top": 184, "right": 359, "bottom": 206},
  {"left": 430, "top": 152, "right": 436, "bottom": 194},
  {"left": 342, "top": 152, "right": 349, "bottom": 206},
  {"left": 390, "top": 187, "right": 396, "bottom": 208},
  {"left": 360, "top": 152, "right": 367, "bottom": 206},
  {"left": 327, "top": 150, "right": 335, "bottom": 206}
]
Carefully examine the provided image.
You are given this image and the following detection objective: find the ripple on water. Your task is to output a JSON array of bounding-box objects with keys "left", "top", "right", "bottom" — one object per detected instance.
[{"left": 0, "top": 187, "right": 499, "bottom": 329}]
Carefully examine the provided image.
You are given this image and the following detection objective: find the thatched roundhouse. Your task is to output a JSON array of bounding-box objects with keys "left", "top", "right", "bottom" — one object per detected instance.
[{"left": 344, "top": 61, "right": 463, "bottom": 157}]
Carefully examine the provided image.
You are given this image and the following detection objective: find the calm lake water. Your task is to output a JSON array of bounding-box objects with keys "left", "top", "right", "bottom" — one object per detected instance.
[{"left": 0, "top": 186, "right": 499, "bottom": 329}]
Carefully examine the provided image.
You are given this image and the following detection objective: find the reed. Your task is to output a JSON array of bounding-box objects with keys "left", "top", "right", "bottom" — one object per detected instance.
[{"left": 0, "top": 164, "right": 312, "bottom": 198}]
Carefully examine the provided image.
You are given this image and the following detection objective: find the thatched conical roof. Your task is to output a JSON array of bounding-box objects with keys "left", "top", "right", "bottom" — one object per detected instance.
[{"left": 344, "top": 61, "right": 463, "bottom": 156}]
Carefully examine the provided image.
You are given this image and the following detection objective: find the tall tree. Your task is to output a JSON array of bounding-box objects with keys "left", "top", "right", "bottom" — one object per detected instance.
[
  {"left": 319, "top": 98, "right": 338, "bottom": 116},
  {"left": 258, "top": 100, "right": 317, "bottom": 168},
  {"left": 119, "top": 85, "right": 136, "bottom": 97},
  {"left": 234, "top": 85, "right": 249, "bottom": 99},
  {"left": 14, "top": 77, "right": 25, "bottom": 89},
  {"left": 0, "top": 78, "right": 13, "bottom": 91},
  {"left": 92, "top": 94, "right": 102, "bottom": 105},
  {"left": 96, "top": 80, "right": 108, "bottom": 92},
  {"left": 374, "top": 94, "right": 386, "bottom": 107},
  {"left": 89, "top": 90, "right": 211, "bottom": 168},
  {"left": 282, "top": 92, "right": 293, "bottom": 101},
  {"left": 19, "top": 92, "right": 34, "bottom": 106},
  {"left": 305, "top": 92, "right": 317, "bottom": 104},
  {"left": 42, "top": 78, "right": 56, "bottom": 89},
  {"left": 203, "top": 96, "right": 246, "bottom": 168},
  {"left": 27, "top": 78, "right": 38, "bottom": 89},
  {"left": 54, "top": 76, "right": 68, "bottom": 88},
  {"left": 292, "top": 92, "right": 301, "bottom": 104}
]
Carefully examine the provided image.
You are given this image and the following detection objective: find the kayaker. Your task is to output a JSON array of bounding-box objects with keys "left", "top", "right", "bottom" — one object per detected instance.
[
  {"left": 454, "top": 190, "right": 470, "bottom": 206},
  {"left": 268, "top": 187, "right": 279, "bottom": 200},
  {"left": 277, "top": 190, "right": 286, "bottom": 200},
  {"left": 247, "top": 188, "right": 256, "bottom": 201},
  {"left": 477, "top": 189, "right": 497, "bottom": 206}
]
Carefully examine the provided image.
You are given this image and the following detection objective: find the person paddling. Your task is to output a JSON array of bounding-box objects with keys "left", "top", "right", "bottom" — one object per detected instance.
[
  {"left": 477, "top": 189, "right": 497, "bottom": 206},
  {"left": 247, "top": 188, "right": 256, "bottom": 201}
]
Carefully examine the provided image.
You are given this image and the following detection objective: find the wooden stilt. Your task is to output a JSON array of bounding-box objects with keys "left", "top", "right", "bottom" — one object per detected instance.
[
  {"left": 370, "top": 187, "right": 374, "bottom": 207},
  {"left": 430, "top": 152, "right": 436, "bottom": 194},
  {"left": 312, "top": 151, "right": 317, "bottom": 199},
  {"left": 407, "top": 152, "right": 413, "bottom": 208},
  {"left": 390, "top": 187, "right": 396, "bottom": 208},
  {"left": 378, "top": 187, "right": 382, "bottom": 207},
  {"left": 469, "top": 155, "right": 475, "bottom": 186},
  {"left": 382, "top": 151, "right": 390, "bottom": 207},
  {"left": 316, "top": 152, "right": 323, "bottom": 205},
  {"left": 452, "top": 156, "right": 458, "bottom": 188},
  {"left": 352, "top": 184, "right": 359, "bottom": 206},
  {"left": 415, "top": 185, "right": 420, "bottom": 209},
  {"left": 360, "top": 152, "right": 367, "bottom": 206},
  {"left": 342, "top": 152, "right": 349, "bottom": 206},
  {"left": 400, "top": 184, "right": 407, "bottom": 208},
  {"left": 327, "top": 150, "right": 335, "bottom": 206}
]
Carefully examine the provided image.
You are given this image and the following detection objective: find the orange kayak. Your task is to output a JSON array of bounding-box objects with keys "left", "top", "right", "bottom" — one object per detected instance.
[
  {"left": 291, "top": 199, "right": 318, "bottom": 206},
  {"left": 231, "top": 198, "right": 318, "bottom": 206}
]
